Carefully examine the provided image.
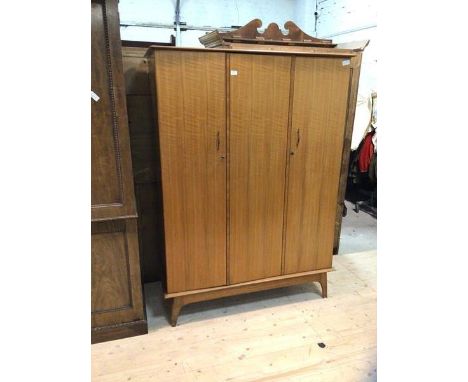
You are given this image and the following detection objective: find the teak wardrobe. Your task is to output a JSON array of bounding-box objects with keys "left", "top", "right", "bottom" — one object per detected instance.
[{"left": 148, "top": 44, "right": 363, "bottom": 326}]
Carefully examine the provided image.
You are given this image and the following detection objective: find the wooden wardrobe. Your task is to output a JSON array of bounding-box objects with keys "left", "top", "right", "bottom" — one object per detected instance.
[
  {"left": 91, "top": 0, "right": 147, "bottom": 343},
  {"left": 148, "top": 25, "right": 365, "bottom": 326}
]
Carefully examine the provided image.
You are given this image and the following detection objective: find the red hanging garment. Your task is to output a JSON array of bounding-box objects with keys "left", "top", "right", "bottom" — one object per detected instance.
[{"left": 358, "top": 132, "right": 375, "bottom": 173}]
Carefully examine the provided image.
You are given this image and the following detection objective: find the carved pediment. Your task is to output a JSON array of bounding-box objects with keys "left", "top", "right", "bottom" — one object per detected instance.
[{"left": 200, "top": 19, "right": 335, "bottom": 48}]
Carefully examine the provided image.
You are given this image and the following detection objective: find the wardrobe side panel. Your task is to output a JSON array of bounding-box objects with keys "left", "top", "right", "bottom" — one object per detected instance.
[
  {"left": 229, "top": 54, "right": 291, "bottom": 284},
  {"left": 155, "top": 51, "right": 227, "bottom": 293},
  {"left": 285, "top": 57, "right": 351, "bottom": 273}
]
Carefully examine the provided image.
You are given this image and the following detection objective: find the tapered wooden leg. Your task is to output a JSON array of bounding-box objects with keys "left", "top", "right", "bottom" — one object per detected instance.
[
  {"left": 170, "top": 298, "right": 183, "bottom": 327},
  {"left": 319, "top": 273, "right": 328, "bottom": 298}
]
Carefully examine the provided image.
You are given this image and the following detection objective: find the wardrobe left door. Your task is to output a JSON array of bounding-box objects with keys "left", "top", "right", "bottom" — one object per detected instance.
[{"left": 154, "top": 51, "right": 227, "bottom": 293}]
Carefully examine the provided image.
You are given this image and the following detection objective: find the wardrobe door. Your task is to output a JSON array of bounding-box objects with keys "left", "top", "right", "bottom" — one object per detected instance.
[
  {"left": 155, "top": 51, "right": 227, "bottom": 293},
  {"left": 284, "top": 57, "right": 351, "bottom": 274},
  {"left": 229, "top": 54, "right": 291, "bottom": 284}
]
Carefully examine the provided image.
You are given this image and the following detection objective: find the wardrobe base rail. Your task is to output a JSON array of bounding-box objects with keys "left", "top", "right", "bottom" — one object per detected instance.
[{"left": 166, "top": 270, "right": 330, "bottom": 326}]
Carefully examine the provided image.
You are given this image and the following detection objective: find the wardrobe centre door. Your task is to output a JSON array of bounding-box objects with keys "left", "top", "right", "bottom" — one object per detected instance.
[
  {"left": 229, "top": 54, "right": 291, "bottom": 284},
  {"left": 155, "top": 51, "right": 227, "bottom": 293},
  {"left": 284, "top": 57, "right": 351, "bottom": 274}
]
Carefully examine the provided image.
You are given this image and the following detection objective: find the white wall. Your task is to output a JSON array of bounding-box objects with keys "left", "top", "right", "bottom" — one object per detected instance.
[
  {"left": 316, "top": 0, "right": 377, "bottom": 148},
  {"left": 119, "top": 0, "right": 301, "bottom": 47},
  {"left": 118, "top": 0, "right": 377, "bottom": 146},
  {"left": 294, "top": 0, "right": 319, "bottom": 37},
  {"left": 316, "top": 0, "right": 376, "bottom": 93}
]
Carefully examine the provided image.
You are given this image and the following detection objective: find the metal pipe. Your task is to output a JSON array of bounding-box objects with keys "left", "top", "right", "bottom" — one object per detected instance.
[
  {"left": 120, "top": 21, "right": 287, "bottom": 34},
  {"left": 175, "top": 0, "right": 181, "bottom": 45},
  {"left": 121, "top": 21, "right": 229, "bottom": 31}
]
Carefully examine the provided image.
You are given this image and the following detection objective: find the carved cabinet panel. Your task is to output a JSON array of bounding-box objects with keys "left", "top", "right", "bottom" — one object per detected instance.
[
  {"left": 91, "top": 220, "right": 144, "bottom": 328},
  {"left": 91, "top": 0, "right": 136, "bottom": 221}
]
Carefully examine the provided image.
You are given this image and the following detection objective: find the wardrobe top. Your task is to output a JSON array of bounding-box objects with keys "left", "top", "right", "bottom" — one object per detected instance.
[{"left": 145, "top": 45, "right": 361, "bottom": 59}]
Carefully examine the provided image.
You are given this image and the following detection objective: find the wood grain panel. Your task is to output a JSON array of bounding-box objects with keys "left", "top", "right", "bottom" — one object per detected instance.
[
  {"left": 284, "top": 57, "right": 351, "bottom": 273},
  {"left": 91, "top": 1, "right": 120, "bottom": 206},
  {"left": 92, "top": 226, "right": 131, "bottom": 312},
  {"left": 91, "top": 0, "right": 136, "bottom": 221},
  {"left": 154, "top": 51, "right": 227, "bottom": 293},
  {"left": 229, "top": 54, "right": 291, "bottom": 284},
  {"left": 91, "top": 219, "right": 145, "bottom": 328}
]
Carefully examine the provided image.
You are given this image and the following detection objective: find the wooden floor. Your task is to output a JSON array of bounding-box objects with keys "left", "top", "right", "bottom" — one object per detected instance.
[{"left": 92, "top": 250, "right": 376, "bottom": 381}]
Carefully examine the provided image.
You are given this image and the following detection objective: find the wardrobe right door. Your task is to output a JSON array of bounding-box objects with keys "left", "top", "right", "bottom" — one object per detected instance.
[{"left": 284, "top": 57, "right": 351, "bottom": 274}]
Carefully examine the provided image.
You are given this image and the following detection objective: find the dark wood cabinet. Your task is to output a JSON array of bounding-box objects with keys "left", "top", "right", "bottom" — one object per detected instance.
[
  {"left": 91, "top": 0, "right": 136, "bottom": 221},
  {"left": 91, "top": 0, "right": 147, "bottom": 343}
]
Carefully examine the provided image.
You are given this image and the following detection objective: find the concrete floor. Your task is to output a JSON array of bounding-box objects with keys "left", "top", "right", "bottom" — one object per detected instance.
[{"left": 338, "top": 201, "right": 377, "bottom": 255}]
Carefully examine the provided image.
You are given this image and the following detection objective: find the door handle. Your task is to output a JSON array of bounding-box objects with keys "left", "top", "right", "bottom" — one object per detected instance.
[
  {"left": 290, "top": 129, "right": 300, "bottom": 155},
  {"left": 216, "top": 131, "right": 225, "bottom": 159}
]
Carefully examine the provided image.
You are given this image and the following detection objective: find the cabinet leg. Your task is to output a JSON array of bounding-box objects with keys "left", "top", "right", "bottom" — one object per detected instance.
[
  {"left": 170, "top": 298, "right": 183, "bottom": 327},
  {"left": 319, "top": 273, "right": 328, "bottom": 298}
]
